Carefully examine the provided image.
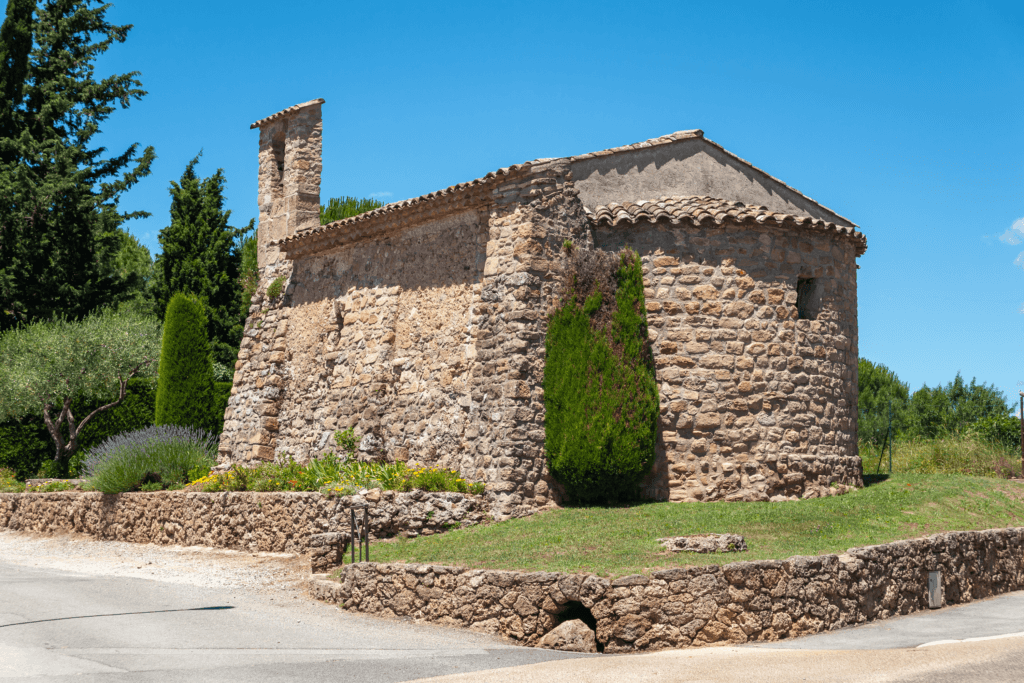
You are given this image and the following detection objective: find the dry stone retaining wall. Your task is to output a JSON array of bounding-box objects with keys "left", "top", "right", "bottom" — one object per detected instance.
[
  {"left": 0, "top": 490, "right": 489, "bottom": 554},
  {"left": 311, "top": 528, "right": 1024, "bottom": 653}
]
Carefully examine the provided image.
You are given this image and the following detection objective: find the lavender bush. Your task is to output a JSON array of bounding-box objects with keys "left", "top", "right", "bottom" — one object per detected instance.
[{"left": 84, "top": 425, "right": 217, "bottom": 494}]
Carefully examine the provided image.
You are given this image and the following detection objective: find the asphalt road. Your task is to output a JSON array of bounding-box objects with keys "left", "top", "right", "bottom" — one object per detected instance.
[
  {"left": 752, "top": 590, "right": 1024, "bottom": 650},
  {"left": 0, "top": 562, "right": 582, "bottom": 682},
  {"left": 3, "top": 536, "right": 1024, "bottom": 682}
]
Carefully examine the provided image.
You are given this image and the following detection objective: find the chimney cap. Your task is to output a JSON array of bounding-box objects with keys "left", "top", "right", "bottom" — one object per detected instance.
[{"left": 250, "top": 98, "right": 325, "bottom": 130}]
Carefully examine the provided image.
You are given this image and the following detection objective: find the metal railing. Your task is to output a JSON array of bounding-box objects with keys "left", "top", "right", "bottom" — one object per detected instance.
[{"left": 350, "top": 506, "right": 369, "bottom": 563}]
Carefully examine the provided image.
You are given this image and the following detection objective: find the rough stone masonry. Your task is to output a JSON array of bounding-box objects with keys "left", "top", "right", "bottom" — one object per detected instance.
[
  {"left": 219, "top": 99, "right": 868, "bottom": 518},
  {"left": 310, "top": 528, "right": 1024, "bottom": 653}
]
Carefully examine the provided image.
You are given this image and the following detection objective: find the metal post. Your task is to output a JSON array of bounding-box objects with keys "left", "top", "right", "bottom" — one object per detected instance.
[
  {"left": 350, "top": 508, "right": 356, "bottom": 565},
  {"left": 363, "top": 507, "right": 369, "bottom": 563},
  {"left": 888, "top": 400, "right": 893, "bottom": 475},
  {"left": 1011, "top": 393, "right": 1019, "bottom": 479}
]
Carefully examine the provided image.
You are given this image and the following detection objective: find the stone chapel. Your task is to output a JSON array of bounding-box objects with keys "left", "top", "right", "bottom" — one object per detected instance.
[{"left": 218, "top": 98, "right": 867, "bottom": 519}]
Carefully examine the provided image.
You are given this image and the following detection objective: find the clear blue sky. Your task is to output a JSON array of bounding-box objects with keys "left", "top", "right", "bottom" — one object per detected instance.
[{"left": 90, "top": 0, "right": 1023, "bottom": 404}]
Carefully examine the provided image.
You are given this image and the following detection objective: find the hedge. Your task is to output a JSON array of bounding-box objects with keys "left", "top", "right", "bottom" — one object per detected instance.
[
  {"left": 155, "top": 293, "right": 217, "bottom": 431},
  {"left": 544, "top": 248, "right": 659, "bottom": 504}
]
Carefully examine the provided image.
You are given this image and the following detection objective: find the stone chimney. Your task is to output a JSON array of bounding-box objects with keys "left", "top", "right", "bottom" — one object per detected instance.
[{"left": 250, "top": 98, "right": 324, "bottom": 268}]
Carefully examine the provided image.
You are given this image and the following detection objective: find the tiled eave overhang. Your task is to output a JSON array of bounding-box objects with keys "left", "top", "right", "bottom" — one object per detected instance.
[
  {"left": 588, "top": 196, "right": 867, "bottom": 256},
  {"left": 272, "top": 164, "right": 537, "bottom": 259}
]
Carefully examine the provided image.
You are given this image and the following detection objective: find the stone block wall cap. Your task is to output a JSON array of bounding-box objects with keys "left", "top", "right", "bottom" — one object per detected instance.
[
  {"left": 611, "top": 574, "right": 651, "bottom": 587},
  {"left": 250, "top": 98, "right": 325, "bottom": 130}
]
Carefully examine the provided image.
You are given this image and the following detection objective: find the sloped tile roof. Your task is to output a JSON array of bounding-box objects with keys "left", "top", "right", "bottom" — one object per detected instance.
[
  {"left": 570, "top": 129, "right": 856, "bottom": 228},
  {"left": 250, "top": 98, "right": 325, "bottom": 130},
  {"left": 273, "top": 129, "right": 862, "bottom": 257},
  {"left": 568, "top": 129, "right": 705, "bottom": 161},
  {"left": 588, "top": 196, "right": 866, "bottom": 255},
  {"left": 275, "top": 163, "right": 536, "bottom": 256}
]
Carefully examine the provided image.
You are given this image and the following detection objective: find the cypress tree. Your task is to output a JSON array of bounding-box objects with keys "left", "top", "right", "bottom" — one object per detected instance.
[
  {"left": 544, "top": 249, "right": 659, "bottom": 504},
  {"left": 153, "top": 153, "right": 253, "bottom": 366},
  {"left": 0, "top": 0, "right": 155, "bottom": 330},
  {"left": 155, "top": 293, "right": 215, "bottom": 431}
]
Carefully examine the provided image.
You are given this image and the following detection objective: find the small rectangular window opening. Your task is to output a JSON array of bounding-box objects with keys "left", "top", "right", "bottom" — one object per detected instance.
[{"left": 797, "top": 278, "right": 820, "bottom": 320}]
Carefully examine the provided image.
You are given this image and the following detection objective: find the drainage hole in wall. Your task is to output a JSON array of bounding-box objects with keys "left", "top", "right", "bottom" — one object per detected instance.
[{"left": 556, "top": 600, "right": 603, "bottom": 652}]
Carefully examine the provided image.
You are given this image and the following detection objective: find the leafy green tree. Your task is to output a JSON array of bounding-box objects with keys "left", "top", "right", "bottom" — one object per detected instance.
[
  {"left": 857, "top": 358, "right": 909, "bottom": 447},
  {"left": 320, "top": 195, "right": 384, "bottom": 224},
  {"left": 0, "top": 0, "right": 155, "bottom": 330},
  {"left": 907, "top": 373, "right": 1010, "bottom": 438},
  {"left": 155, "top": 293, "right": 216, "bottom": 432},
  {"left": 0, "top": 307, "right": 161, "bottom": 463},
  {"left": 153, "top": 153, "right": 253, "bottom": 366}
]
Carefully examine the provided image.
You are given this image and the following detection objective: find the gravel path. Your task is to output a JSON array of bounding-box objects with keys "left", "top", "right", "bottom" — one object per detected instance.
[{"left": 0, "top": 530, "right": 310, "bottom": 596}]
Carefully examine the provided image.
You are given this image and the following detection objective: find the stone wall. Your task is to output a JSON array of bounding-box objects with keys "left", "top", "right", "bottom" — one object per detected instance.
[
  {"left": 310, "top": 527, "right": 1024, "bottom": 653},
  {"left": 0, "top": 490, "right": 489, "bottom": 553},
  {"left": 254, "top": 98, "right": 323, "bottom": 269},
  {"left": 219, "top": 158, "right": 590, "bottom": 519},
  {"left": 222, "top": 101, "right": 867, "bottom": 511},
  {"left": 593, "top": 219, "right": 862, "bottom": 503}
]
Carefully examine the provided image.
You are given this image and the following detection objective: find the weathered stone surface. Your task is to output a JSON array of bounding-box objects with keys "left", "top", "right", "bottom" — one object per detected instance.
[
  {"left": 309, "top": 531, "right": 351, "bottom": 573},
  {"left": 658, "top": 534, "right": 748, "bottom": 554},
  {"left": 0, "top": 490, "right": 490, "bottom": 554},
  {"left": 537, "top": 619, "right": 598, "bottom": 653},
  {"left": 220, "top": 102, "right": 866, "bottom": 512},
  {"left": 311, "top": 527, "right": 1024, "bottom": 653}
]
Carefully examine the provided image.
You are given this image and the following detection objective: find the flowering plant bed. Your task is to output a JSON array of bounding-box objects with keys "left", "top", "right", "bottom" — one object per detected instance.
[{"left": 188, "top": 455, "right": 486, "bottom": 497}]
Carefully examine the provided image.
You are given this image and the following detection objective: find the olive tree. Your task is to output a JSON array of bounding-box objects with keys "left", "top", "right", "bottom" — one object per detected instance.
[{"left": 0, "top": 307, "right": 161, "bottom": 463}]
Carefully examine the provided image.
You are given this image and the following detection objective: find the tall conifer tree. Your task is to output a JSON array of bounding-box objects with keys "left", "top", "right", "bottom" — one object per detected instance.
[
  {"left": 153, "top": 153, "right": 253, "bottom": 366},
  {"left": 0, "top": 0, "right": 155, "bottom": 329}
]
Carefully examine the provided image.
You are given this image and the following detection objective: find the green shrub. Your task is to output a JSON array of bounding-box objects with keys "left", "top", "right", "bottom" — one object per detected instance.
[
  {"left": 0, "top": 467, "right": 24, "bottom": 492},
  {"left": 970, "top": 414, "right": 1021, "bottom": 452},
  {"left": 191, "top": 430, "right": 486, "bottom": 496},
  {"left": 319, "top": 196, "right": 385, "bottom": 224},
  {"left": 155, "top": 293, "right": 216, "bottom": 431},
  {"left": 0, "top": 421, "right": 52, "bottom": 480},
  {"left": 400, "top": 464, "right": 486, "bottom": 495},
  {"left": 265, "top": 276, "right": 286, "bottom": 300},
  {"left": 1, "top": 377, "right": 158, "bottom": 480},
  {"left": 860, "top": 432, "right": 1022, "bottom": 479},
  {"left": 544, "top": 248, "right": 658, "bottom": 504},
  {"left": 211, "top": 381, "right": 231, "bottom": 434},
  {"left": 85, "top": 425, "right": 217, "bottom": 493}
]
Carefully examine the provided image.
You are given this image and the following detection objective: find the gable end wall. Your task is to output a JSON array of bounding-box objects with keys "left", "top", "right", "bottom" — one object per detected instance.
[{"left": 571, "top": 138, "right": 853, "bottom": 226}]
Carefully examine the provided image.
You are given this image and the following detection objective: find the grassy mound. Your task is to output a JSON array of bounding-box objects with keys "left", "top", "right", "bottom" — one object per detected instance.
[{"left": 369, "top": 474, "right": 1024, "bottom": 577}]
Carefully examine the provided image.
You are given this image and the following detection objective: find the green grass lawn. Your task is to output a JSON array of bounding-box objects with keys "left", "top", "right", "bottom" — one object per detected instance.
[{"left": 368, "top": 474, "right": 1024, "bottom": 578}]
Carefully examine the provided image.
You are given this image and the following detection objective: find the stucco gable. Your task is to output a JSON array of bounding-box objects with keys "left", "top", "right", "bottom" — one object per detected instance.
[{"left": 569, "top": 130, "right": 856, "bottom": 227}]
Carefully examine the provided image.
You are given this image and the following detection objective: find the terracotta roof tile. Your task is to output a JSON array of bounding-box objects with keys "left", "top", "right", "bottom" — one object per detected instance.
[
  {"left": 570, "top": 129, "right": 856, "bottom": 228},
  {"left": 587, "top": 196, "right": 867, "bottom": 255},
  {"left": 272, "top": 130, "right": 862, "bottom": 257},
  {"left": 568, "top": 129, "right": 704, "bottom": 161},
  {"left": 274, "top": 163, "right": 535, "bottom": 255},
  {"left": 250, "top": 98, "right": 325, "bottom": 130}
]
